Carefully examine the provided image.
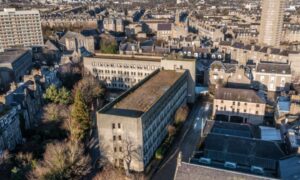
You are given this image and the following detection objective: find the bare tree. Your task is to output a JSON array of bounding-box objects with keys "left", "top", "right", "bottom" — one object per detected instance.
[
  {"left": 29, "top": 141, "right": 91, "bottom": 180},
  {"left": 93, "top": 163, "right": 125, "bottom": 180},
  {"left": 122, "top": 135, "right": 142, "bottom": 177}
]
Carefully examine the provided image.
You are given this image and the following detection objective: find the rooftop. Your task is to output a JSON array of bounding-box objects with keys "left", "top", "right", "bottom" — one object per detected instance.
[
  {"left": 105, "top": 70, "right": 184, "bottom": 117},
  {"left": 215, "top": 88, "right": 265, "bottom": 104},
  {"left": 175, "top": 162, "right": 271, "bottom": 180},
  {"left": 91, "top": 53, "right": 162, "bottom": 62},
  {"left": 256, "top": 63, "right": 291, "bottom": 75},
  {"left": 0, "top": 49, "right": 29, "bottom": 64}
]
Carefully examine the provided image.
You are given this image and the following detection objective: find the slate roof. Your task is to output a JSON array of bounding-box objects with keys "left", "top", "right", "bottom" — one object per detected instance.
[
  {"left": 256, "top": 63, "right": 291, "bottom": 74},
  {"left": 215, "top": 88, "right": 265, "bottom": 104},
  {"left": 175, "top": 162, "right": 270, "bottom": 180},
  {"left": 157, "top": 23, "right": 172, "bottom": 31},
  {"left": 204, "top": 120, "right": 257, "bottom": 138},
  {"left": 279, "top": 155, "right": 300, "bottom": 180},
  {"left": 0, "top": 49, "right": 29, "bottom": 64},
  {"left": 204, "top": 133, "right": 286, "bottom": 170}
]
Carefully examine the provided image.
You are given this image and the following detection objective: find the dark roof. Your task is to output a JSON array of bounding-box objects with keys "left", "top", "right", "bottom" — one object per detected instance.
[
  {"left": 219, "top": 41, "right": 232, "bottom": 46},
  {"left": 157, "top": 23, "right": 172, "bottom": 31},
  {"left": 232, "top": 42, "right": 244, "bottom": 49},
  {"left": 256, "top": 63, "right": 291, "bottom": 74},
  {"left": 204, "top": 133, "right": 286, "bottom": 170},
  {"left": 204, "top": 120, "right": 258, "bottom": 138},
  {"left": 80, "top": 29, "right": 100, "bottom": 36},
  {"left": 215, "top": 88, "right": 265, "bottom": 104},
  {"left": 279, "top": 155, "right": 300, "bottom": 180},
  {"left": 0, "top": 49, "right": 29, "bottom": 64},
  {"left": 175, "top": 162, "right": 270, "bottom": 180}
]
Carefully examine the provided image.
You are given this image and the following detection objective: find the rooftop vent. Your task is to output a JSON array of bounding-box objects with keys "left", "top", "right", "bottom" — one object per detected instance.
[
  {"left": 224, "top": 162, "right": 237, "bottom": 169},
  {"left": 251, "top": 166, "right": 264, "bottom": 174},
  {"left": 199, "top": 157, "right": 211, "bottom": 165}
]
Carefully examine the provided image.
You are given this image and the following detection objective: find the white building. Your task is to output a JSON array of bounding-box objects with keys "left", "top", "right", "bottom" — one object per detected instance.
[
  {"left": 0, "top": 8, "right": 43, "bottom": 49},
  {"left": 259, "top": 0, "right": 286, "bottom": 47}
]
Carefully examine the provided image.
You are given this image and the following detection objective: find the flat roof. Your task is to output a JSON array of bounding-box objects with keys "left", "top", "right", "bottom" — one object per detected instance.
[
  {"left": 0, "top": 49, "right": 29, "bottom": 64},
  {"left": 106, "top": 70, "right": 184, "bottom": 117},
  {"left": 91, "top": 53, "right": 162, "bottom": 62}
]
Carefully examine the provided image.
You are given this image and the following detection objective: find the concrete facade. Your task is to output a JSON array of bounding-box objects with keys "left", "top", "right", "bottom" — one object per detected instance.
[
  {"left": 259, "top": 0, "right": 285, "bottom": 47},
  {"left": 84, "top": 54, "right": 196, "bottom": 103},
  {"left": 97, "top": 70, "right": 189, "bottom": 172},
  {"left": 0, "top": 8, "right": 43, "bottom": 49}
]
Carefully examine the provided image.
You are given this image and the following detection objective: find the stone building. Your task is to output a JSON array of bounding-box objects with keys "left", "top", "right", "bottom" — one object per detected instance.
[
  {"left": 97, "top": 70, "right": 189, "bottom": 172},
  {"left": 0, "top": 106, "right": 23, "bottom": 151},
  {"left": 1, "top": 73, "right": 43, "bottom": 129},
  {"left": 0, "top": 49, "right": 32, "bottom": 84},
  {"left": 60, "top": 31, "right": 95, "bottom": 53},
  {"left": 213, "top": 88, "right": 266, "bottom": 125},
  {"left": 103, "top": 17, "right": 124, "bottom": 33},
  {"left": 252, "top": 62, "right": 292, "bottom": 92}
]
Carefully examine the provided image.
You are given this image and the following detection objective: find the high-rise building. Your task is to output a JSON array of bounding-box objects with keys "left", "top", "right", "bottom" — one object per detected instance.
[
  {"left": 259, "top": 0, "right": 285, "bottom": 47},
  {"left": 0, "top": 8, "right": 43, "bottom": 49}
]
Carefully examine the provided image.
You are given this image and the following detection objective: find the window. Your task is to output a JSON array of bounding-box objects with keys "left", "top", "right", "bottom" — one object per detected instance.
[
  {"left": 119, "top": 147, "right": 122, "bottom": 152},
  {"left": 118, "top": 123, "right": 121, "bottom": 129},
  {"left": 118, "top": 135, "right": 122, "bottom": 141},
  {"left": 112, "top": 123, "right": 115, "bottom": 129},
  {"left": 237, "top": 102, "right": 240, "bottom": 106},
  {"left": 221, "top": 100, "right": 224, "bottom": 103},
  {"left": 233, "top": 102, "right": 235, "bottom": 105},
  {"left": 113, "top": 135, "right": 116, "bottom": 141},
  {"left": 256, "top": 104, "right": 260, "bottom": 108},
  {"left": 244, "top": 109, "right": 247, "bottom": 113},
  {"left": 114, "top": 147, "right": 117, "bottom": 152},
  {"left": 256, "top": 111, "right": 259, "bottom": 115}
]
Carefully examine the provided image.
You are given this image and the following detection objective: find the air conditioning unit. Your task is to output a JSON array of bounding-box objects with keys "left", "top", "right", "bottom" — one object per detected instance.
[
  {"left": 199, "top": 157, "right": 211, "bottom": 165},
  {"left": 224, "top": 162, "right": 237, "bottom": 169},
  {"left": 251, "top": 166, "right": 264, "bottom": 174}
]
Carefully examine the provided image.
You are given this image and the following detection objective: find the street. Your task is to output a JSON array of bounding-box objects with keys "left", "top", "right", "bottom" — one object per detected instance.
[{"left": 152, "top": 98, "right": 211, "bottom": 180}]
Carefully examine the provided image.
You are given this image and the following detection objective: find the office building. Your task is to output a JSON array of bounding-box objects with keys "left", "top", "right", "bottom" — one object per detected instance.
[
  {"left": 0, "top": 8, "right": 43, "bottom": 49},
  {"left": 84, "top": 53, "right": 196, "bottom": 102},
  {"left": 97, "top": 69, "right": 189, "bottom": 172},
  {"left": 259, "top": 0, "right": 285, "bottom": 47}
]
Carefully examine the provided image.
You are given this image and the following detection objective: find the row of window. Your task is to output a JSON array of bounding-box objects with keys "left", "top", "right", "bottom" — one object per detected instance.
[
  {"left": 216, "top": 105, "right": 260, "bottom": 115},
  {"left": 220, "top": 100, "right": 260, "bottom": 108},
  {"left": 91, "top": 61, "right": 158, "bottom": 70},
  {"left": 93, "top": 69, "right": 150, "bottom": 77}
]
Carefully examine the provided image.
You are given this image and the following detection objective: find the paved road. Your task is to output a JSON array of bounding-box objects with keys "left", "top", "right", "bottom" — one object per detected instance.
[{"left": 152, "top": 99, "right": 211, "bottom": 180}]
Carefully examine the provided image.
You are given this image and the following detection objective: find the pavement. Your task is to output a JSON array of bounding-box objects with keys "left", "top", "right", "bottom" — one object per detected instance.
[{"left": 151, "top": 98, "right": 211, "bottom": 180}]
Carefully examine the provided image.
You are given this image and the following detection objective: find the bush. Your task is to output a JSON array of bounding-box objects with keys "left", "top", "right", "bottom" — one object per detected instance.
[
  {"left": 155, "top": 147, "right": 164, "bottom": 160},
  {"left": 174, "top": 105, "right": 189, "bottom": 125}
]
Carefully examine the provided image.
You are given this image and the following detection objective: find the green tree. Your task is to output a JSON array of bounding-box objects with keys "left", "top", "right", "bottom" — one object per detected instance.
[
  {"left": 58, "top": 87, "right": 72, "bottom": 105},
  {"left": 100, "top": 38, "right": 118, "bottom": 54},
  {"left": 44, "top": 85, "right": 72, "bottom": 105},
  {"left": 70, "top": 90, "right": 90, "bottom": 141},
  {"left": 43, "top": 85, "right": 58, "bottom": 103}
]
